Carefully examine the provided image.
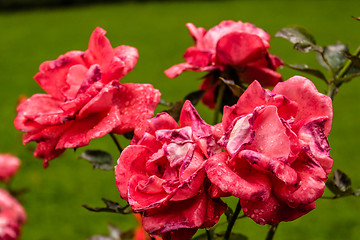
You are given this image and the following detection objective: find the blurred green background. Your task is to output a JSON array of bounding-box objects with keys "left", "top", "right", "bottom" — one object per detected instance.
[{"left": 1, "top": 0, "right": 360, "bottom": 239}]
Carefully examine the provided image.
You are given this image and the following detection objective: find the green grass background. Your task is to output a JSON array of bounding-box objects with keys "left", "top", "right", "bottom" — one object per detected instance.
[{"left": 1, "top": 0, "right": 360, "bottom": 239}]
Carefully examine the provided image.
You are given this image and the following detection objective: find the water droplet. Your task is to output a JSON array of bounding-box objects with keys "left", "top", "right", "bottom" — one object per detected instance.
[
  {"left": 254, "top": 209, "right": 259, "bottom": 214},
  {"left": 259, "top": 218, "right": 266, "bottom": 225}
]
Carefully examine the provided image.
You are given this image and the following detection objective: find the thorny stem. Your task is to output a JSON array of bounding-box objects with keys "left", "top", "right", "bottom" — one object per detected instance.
[
  {"left": 224, "top": 200, "right": 242, "bottom": 240},
  {"left": 109, "top": 133, "right": 123, "bottom": 153},
  {"left": 265, "top": 224, "right": 279, "bottom": 240},
  {"left": 206, "top": 229, "right": 212, "bottom": 240},
  {"left": 327, "top": 46, "right": 360, "bottom": 100},
  {"left": 213, "top": 82, "right": 226, "bottom": 125}
]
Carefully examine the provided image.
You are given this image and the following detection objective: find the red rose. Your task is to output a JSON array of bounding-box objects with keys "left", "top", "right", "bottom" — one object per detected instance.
[
  {"left": 206, "top": 76, "right": 333, "bottom": 225},
  {"left": 0, "top": 189, "right": 27, "bottom": 240},
  {"left": 165, "top": 20, "right": 283, "bottom": 108},
  {"left": 0, "top": 154, "right": 20, "bottom": 182},
  {"left": 14, "top": 27, "right": 160, "bottom": 167},
  {"left": 115, "top": 101, "right": 226, "bottom": 239}
]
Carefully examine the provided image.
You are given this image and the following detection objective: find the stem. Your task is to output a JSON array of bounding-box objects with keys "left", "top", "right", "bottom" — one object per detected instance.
[
  {"left": 265, "top": 224, "right": 279, "bottom": 240},
  {"left": 224, "top": 200, "right": 242, "bottom": 240},
  {"left": 213, "top": 82, "right": 226, "bottom": 125},
  {"left": 109, "top": 133, "right": 123, "bottom": 153},
  {"left": 328, "top": 46, "right": 360, "bottom": 100},
  {"left": 206, "top": 229, "right": 212, "bottom": 240},
  {"left": 327, "top": 82, "right": 339, "bottom": 100},
  {"left": 336, "top": 46, "right": 360, "bottom": 80}
]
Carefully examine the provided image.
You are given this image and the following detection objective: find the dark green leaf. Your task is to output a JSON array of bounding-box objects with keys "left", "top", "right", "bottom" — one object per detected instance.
[
  {"left": 275, "top": 26, "right": 320, "bottom": 53},
  {"left": 83, "top": 198, "right": 132, "bottom": 214},
  {"left": 123, "top": 131, "right": 134, "bottom": 140},
  {"left": 326, "top": 169, "right": 353, "bottom": 197},
  {"left": 164, "top": 100, "right": 185, "bottom": 122},
  {"left": 79, "top": 150, "right": 114, "bottom": 170},
  {"left": 316, "top": 43, "right": 348, "bottom": 71},
  {"left": 287, "top": 64, "right": 327, "bottom": 82},
  {"left": 220, "top": 78, "right": 244, "bottom": 97},
  {"left": 185, "top": 90, "right": 205, "bottom": 106}
]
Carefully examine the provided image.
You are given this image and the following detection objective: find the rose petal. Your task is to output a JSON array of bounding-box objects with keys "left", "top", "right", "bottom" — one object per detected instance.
[
  {"left": 216, "top": 32, "right": 267, "bottom": 66},
  {"left": 272, "top": 76, "right": 333, "bottom": 135},
  {"left": 241, "top": 194, "right": 315, "bottom": 225},
  {"left": 112, "top": 83, "right": 161, "bottom": 135},
  {"left": 56, "top": 106, "right": 121, "bottom": 149},
  {"left": 184, "top": 47, "right": 213, "bottom": 67},
  {"left": 34, "top": 51, "right": 85, "bottom": 101},
  {"left": 14, "top": 94, "right": 64, "bottom": 131},
  {"left": 249, "top": 106, "right": 291, "bottom": 159},
  {"left": 84, "top": 27, "right": 114, "bottom": 73},
  {"left": 132, "top": 113, "right": 179, "bottom": 144},
  {"left": 239, "top": 150, "right": 298, "bottom": 186},
  {"left": 240, "top": 66, "right": 282, "bottom": 87},
  {"left": 0, "top": 154, "right": 20, "bottom": 182},
  {"left": 115, "top": 145, "right": 153, "bottom": 199},
  {"left": 298, "top": 118, "right": 333, "bottom": 174},
  {"left": 179, "top": 100, "right": 212, "bottom": 138},
  {"left": 222, "top": 80, "right": 268, "bottom": 130},
  {"left": 221, "top": 113, "right": 255, "bottom": 158},
  {"left": 206, "top": 151, "right": 269, "bottom": 200}
]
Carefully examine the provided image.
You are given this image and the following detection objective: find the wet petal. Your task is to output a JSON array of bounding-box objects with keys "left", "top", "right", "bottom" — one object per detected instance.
[
  {"left": 115, "top": 145, "right": 153, "bottom": 199},
  {"left": 112, "top": 83, "right": 161, "bottom": 135},
  {"left": 206, "top": 152, "right": 269, "bottom": 200},
  {"left": 34, "top": 51, "right": 85, "bottom": 101},
  {"left": 272, "top": 76, "right": 333, "bottom": 135},
  {"left": 216, "top": 32, "right": 267, "bottom": 66},
  {"left": 249, "top": 106, "right": 291, "bottom": 159}
]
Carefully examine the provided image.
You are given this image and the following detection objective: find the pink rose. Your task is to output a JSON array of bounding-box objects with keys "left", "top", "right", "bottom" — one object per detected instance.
[
  {"left": 206, "top": 76, "right": 333, "bottom": 225},
  {"left": 165, "top": 20, "right": 283, "bottom": 108},
  {"left": 115, "top": 101, "right": 226, "bottom": 239},
  {"left": 0, "top": 154, "right": 20, "bottom": 182},
  {"left": 14, "top": 27, "right": 160, "bottom": 167},
  {"left": 0, "top": 189, "right": 27, "bottom": 240}
]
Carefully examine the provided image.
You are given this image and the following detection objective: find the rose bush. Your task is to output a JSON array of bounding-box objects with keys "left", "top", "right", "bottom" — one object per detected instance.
[
  {"left": 165, "top": 20, "right": 283, "bottom": 108},
  {"left": 206, "top": 76, "right": 333, "bottom": 225},
  {"left": 0, "top": 154, "right": 20, "bottom": 182},
  {"left": 0, "top": 189, "right": 27, "bottom": 240},
  {"left": 115, "top": 100, "right": 227, "bottom": 240},
  {"left": 14, "top": 27, "right": 160, "bottom": 167}
]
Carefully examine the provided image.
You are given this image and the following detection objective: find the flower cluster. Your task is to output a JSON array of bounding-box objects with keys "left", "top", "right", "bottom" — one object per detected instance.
[
  {"left": 0, "top": 154, "right": 26, "bottom": 240},
  {"left": 14, "top": 21, "right": 334, "bottom": 240}
]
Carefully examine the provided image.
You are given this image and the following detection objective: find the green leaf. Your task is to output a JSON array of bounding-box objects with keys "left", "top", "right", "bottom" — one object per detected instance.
[
  {"left": 275, "top": 26, "right": 320, "bottom": 53},
  {"left": 287, "top": 64, "right": 327, "bottom": 82},
  {"left": 79, "top": 150, "right": 114, "bottom": 170},
  {"left": 224, "top": 206, "right": 234, "bottom": 223},
  {"left": 326, "top": 169, "right": 353, "bottom": 197},
  {"left": 185, "top": 89, "right": 205, "bottom": 106},
  {"left": 165, "top": 100, "right": 185, "bottom": 122},
  {"left": 220, "top": 78, "right": 244, "bottom": 97},
  {"left": 83, "top": 198, "right": 132, "bottom": 214},
  {"left": 316, "top": 43, "right": 348, "bottom": 71}
]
